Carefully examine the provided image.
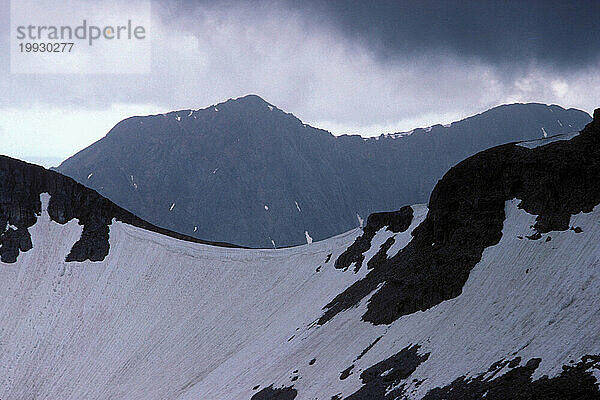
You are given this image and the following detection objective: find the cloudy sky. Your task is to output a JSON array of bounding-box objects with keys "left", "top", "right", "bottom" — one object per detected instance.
[{"left": 1, "top": 0, "right": 599, "bottom": 166}]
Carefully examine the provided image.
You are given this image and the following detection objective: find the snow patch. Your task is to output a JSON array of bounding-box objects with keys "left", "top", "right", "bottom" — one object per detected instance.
[
  {"left": 588, "top": 367, "right": 600, "bottom": 385},
  {"left": 517, "top": 132, "right": 579, "bottom": 149},
  {"left": 362, "top": 227, "right": 395, "bottom": 266},
  {"left": 305, "top": 231, "right": 313, "bottom": 244},
  {"left": 388, "top": 130, "right": 415, "bottom": 139},
  {"left": 356, "top": 213, "right": 364, "bottom": 229},
  {"left": 386, "top": 204, "right": 428, "bottom": 258},
  {"left": 393, "top": 200, "right": 600, "bottom": 398},
  {"left": 129, "top": 175, "right": 138, "bottom": 189}
]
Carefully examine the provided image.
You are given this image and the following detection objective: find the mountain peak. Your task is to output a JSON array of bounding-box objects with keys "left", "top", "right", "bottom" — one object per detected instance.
[
  {"left": 218, "top": 94, "right": 276, "bottom": 111},
  {"left": 233, "top": 94, "right": 269, "bottom": 103},
  {"left": 57, "top": 102, "right": 592, "bottom": 248}
]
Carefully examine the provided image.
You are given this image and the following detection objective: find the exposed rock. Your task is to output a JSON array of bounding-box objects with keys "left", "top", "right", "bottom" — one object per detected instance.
[
  {"left": 340, "top": 365, "right": 354, "bottom": 380},
  {"left": 320, "top": 110, "right": 600, "bottom": 325},
  {"left": 334, "top": 207, "right": 413, "bottom": 273},
  {"left": 355, "top": 336, "right": 383, "bottom": 362},
  {"left": 250, "top": 384, "right": 297, "bottom": 400},
  {"left": 0, "top": 156, "right": 240, "bottom": 264},
  {"left": 421, "top": 355, "right": 600, "bottom": 400},
  {"left": 344, "top": 345, "right": 430, "bottom": 399}
]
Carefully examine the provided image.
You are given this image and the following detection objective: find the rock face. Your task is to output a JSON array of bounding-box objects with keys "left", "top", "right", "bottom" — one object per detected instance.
[
  {"left": 321, "top": 109, "right": 600, "bottom": 326},
  {"left": 420, "top": 355, "right": 600, "bottom": 400},
  {"left": 55, "top": 95, "right": 591, "bottom": 247},
  {"left": 0, "top": 156, "right": 238, "bottom": 263},
  {"left": 250, "top": 385, "right": 297, "bottom": 400},
  {"left": 334, "top": 206, "right": 414, "bottom": 273},
  {"left": 345, "top": 345, "right": 430, "bottom": 399}
]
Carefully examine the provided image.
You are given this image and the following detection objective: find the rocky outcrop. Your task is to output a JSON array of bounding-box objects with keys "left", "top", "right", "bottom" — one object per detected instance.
[
  {"left": 421, "top": 355, "right": 600, "bottom": 400},
  {"left": 251, "top": 385, "right": 297, "bottom": 400},
  {"left": 321, "top": 109, "right": 600, "bottom": 325},
  {"left": 344, "top": 345, "right": 430, "bottom": 399},
  {"left": 334, "top": 206, "right": 413, "bottom": 272},
  {"left": 0, "top": 156, "right": 239, "bottom": 264}
]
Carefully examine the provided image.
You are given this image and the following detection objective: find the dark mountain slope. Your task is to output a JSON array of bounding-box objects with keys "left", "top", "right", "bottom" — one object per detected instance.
[
  {"left": 322, "top": 109, "right": 600, "bottom": 326},
  {"left": 56, "top": 95, "right": 591, "bottom": 247},
  {"left": 0, "top": 156, "right": 239, "bottom": 263}
]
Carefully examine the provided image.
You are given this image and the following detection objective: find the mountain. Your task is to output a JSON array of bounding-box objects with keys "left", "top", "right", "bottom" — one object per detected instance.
[
  {"left": 55, "top": 96, "right": 592, "bottom": 248},
  {"left": 0, "top": 156, "right": 239, "bottom": 266},
  {"left": 1, "top": 109, "right": 599, "bottom": 399}
]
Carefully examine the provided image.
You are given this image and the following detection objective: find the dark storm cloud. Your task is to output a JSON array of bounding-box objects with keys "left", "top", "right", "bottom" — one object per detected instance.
[
  {"left": 2, "top": 0, "right": 600, "bottom": 161},
  {"left": 299, "top": 0, "right": 600, "bottom": 70},
  {"left": 175, "top": 0, "right": 600, "bottom": 71}
]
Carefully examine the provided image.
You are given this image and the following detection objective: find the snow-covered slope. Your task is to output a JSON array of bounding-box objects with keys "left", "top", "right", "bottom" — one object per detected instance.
[
  {"left": 0, "top": 194, "right": 363, "bottom": 399},
  {"left": 0, "top": 111, "right": 599, "bottom": 399}
]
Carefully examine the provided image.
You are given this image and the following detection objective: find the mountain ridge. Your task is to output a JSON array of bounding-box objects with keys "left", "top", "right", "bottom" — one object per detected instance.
[
  {"left": 104, "top": 95, "right": 589, "bottom": 139},
  {"left": 56, "top": 97, "right": 592, "bottom": 247},
  {"left": 0, "top": 155, "right": 241, "bottom": 264}
]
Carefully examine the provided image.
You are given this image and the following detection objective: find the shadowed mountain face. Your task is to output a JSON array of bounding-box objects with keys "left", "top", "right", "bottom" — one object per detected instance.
[{"left": 56, "top": 95, "right": 591, "bottom": 247}]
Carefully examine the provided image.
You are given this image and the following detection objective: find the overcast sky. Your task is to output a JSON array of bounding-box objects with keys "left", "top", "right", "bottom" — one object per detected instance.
[{"left": 1, "top": 0, "right": 599, "bottom": 166}]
